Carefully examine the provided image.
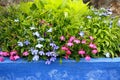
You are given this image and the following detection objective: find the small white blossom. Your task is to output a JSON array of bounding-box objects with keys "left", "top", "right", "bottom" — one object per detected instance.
[
  {"left": 105, "top": 52, "right": 110, "bottom": 58},
  {"left": 30, "top": 27, "right": 36, "bottom": 30},
  {"left": 33, "top": 31, "right": 40, "bottom": 37},
  {"left": 37, "top": 37, "right": 45, "bottom": 41},
  {"left": 14, "top": 19, "right": 19, "bottom": 22},
  {"left": 118, "top": 19, "right": 120, "bottom": 26},
  {"left": 47, "top": 28, "right": 52, "bottom": 32},
  {"left": 36, "top": 44, "right": 43, "bottom": 48}
]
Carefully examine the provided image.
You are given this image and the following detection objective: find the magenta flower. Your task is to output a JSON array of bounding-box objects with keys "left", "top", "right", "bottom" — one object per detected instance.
[
  {"left": 10, "top": 51, "right": 17, "bottom": 56},
  {"left": 60, "top": 36, "right": 65, "bottom": 41},
  {"left": 61, "top": 46, "right": 69, "bottom": 51},
  {"left": 14, "top": 55, "right": 20, "bottom": 60},
  {"left": 66, "top": 50, "right": 71, "bottom": 55},
  {"left": 68, "top": 36, "right": 75, "bottom": 42},
  {"left": 0, "top": 51, "right": 9, "bottom": 56},
  {"left": 10, "top": 56, "right": 15, "bottom": 61},
  {"left": 89, "top": 43, "right": 97, "bottom": 49},
  {"left": 81, "top": 40, "right": 86, "bottom": 44},
  {"left": 89, "top": 36, "right": 94, "bottom": 40},
  {"left": 67, "top": 42, "right": 74, "bottom": 47},
  {"left": 0, "top": 57, "right": 4, "bottom": 62},
  {"left": 85, "top": 55, "right": 91, "bottom": 61},
  {"left": 64, "top": 55, "right": 69, "bottom": 60},
  {"left": 23, "top": 51, "right": 29, "bottom": 56},
  {"left": 78, "top": 49, "right": 86, "bottom": 55},
  {"left": 74, "top": 39, "right": 80, "bottom": 44},
  {"left": 92, "top": 49, "right": 98, "bottom": 54}
]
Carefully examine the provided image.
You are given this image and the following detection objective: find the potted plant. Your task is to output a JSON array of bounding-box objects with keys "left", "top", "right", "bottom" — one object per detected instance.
[{"left": 0, "top": 0, "right": 120, "bottom": 80}]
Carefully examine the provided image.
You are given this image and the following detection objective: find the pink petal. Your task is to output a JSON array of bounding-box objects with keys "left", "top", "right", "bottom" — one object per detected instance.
[
  {"left": 74, "top": 39, "right": 80, "bottom": 44},
  {"left": 92, "top": 49, "right": 98, "bottom": 54},
  {"left": 0, "top": 57, "right": 4, "bottom": 62},
  {"left": 60, "top": 36, "right": 65, "bottom": 41},
  {"left": 89, "top": 36, "right": 94, "bottom": 40},
  {"left": 67, "top": 42, "right": 74, "bottom": 47},
  {"left": 10, "top": 50, "right": 17, "bottom": 56},
  {"left": 85, "top": 55, "right": 91, "bottom": 61},
  {"left": 81, "top": 40, "right": 86, "bottom": 44},
  {"left": 66, "top": 50, "right": 71, "bottom": 55},
  {"left": 23, "top": 51, "right": 29, "bottom": 56}
]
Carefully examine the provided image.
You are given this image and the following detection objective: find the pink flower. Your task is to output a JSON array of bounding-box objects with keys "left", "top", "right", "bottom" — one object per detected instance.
[
  {"left": 89, "top": 36, "right": 94, "bottom": 40},
  {"left": 23, "top": 51, "right": 29, "bottom": 56},
  {"left": 10, "top": 50, "right": 17, "bottom": 56},
  {"left": 89, "top": 43, "right": 97, "bottom": 49},
  {"left": 14, "top": 55, "right": 20, "bottom": 60},
  {"left": 61, "top": 46, "right": 69, "bottom": 51},
  {"left": 81, "top": 40, "right": 86, "bottom": 44},
  {"left": 92, "top": 49, "right": 98, "bottom": 54},
  {"left": 67, "top": 42, "right": 74, "bottom": 47},
  {"left": 74, "top": 39, "right": 80, "bottom": 44},
  {"left": 78, "top": 49, "right": 86, "bottom": 55},
  {"left": 85, "top": 55, "right": 91, "bottom": 61},
  {"left": 64, "top": 55, "right": 69, "bottom": 60},
  {"left": 0, "top": 57, "right": 4, "bottom": 62},
  {"left": 10, "top": 56, "right": 15, "bottom": 61},
  {"left": 66, "top": 50, "right": 71, "bottom": 55},
  {"left": 60, "top": 36, "right": 65, "bottom": 41},
  {"left": 68, "top": 36, "right": 75, "bottom": 42},
  {"left": 0, "top": 52, "right": 9, "bottom": 56}
]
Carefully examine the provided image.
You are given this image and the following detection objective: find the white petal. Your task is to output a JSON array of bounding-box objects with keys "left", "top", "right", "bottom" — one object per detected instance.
[{"left": 47, "top": 28, "right": 52, "bottom": 32}]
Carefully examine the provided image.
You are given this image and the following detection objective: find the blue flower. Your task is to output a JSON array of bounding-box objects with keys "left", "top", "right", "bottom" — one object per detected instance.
[
  {"left": 50, "top": 52, "right": 58, "bottom": 57},
  {"left": 37, "top": 37, "right": 45, "bottom": 41},
  {"left": 45, "top": 59, "right": 51, "bottom": 65},
  {"left": 17, "top": 42, "right": 23, "bottom": 47},
  {"left": 24, "top": 40, "right": 30, "bottom": 45},
  {"left": 79, "top": 31, "right": 84, "bottom": 37},
  {"left": 53, "top": 46, "right": 59, "bottom": 50},
  {"left": 46, "top": 52, "right": 52, "bottom": 56},
  {"left": 39, "top": 51, "right": 45, "bottom": 55},
  {"left": 50, "top": 57, "right": 56, "bottom": 62},
  {"left": 32, "top": 55, "right": 39, "bottom": 61},
  {"left": 50, "top": 43, "right": 56, "bottom": 47},
  {"left": 31, "top": 49, "right": 38, "bottom": 55}
]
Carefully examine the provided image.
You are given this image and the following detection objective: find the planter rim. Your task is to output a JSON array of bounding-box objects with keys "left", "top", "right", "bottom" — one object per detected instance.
[{"left": 1, "top": 57, "right": 120, "bottom": 64}]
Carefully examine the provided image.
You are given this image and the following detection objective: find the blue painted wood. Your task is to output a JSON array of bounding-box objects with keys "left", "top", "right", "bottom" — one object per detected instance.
[{"left": 0, "top": 58, "right": 120, "bottom": 80}]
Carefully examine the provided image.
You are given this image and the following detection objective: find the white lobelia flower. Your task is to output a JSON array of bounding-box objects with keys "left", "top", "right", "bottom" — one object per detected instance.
[
  {"left": 47, "top": 28, "right": 52, "bottom": 32},
  {"left": 14, "top": 19, "right": 19, "bottom": 22},
  {"left": 33, "top": 31, "right": 40, "bottom": 37},
  {"left": 118, "top": 19, "right": 120, "bottom": 26},
  {"left": 36, "top": 44, "right": 43, "bottom": 48},
  {"left": 30, "top": 26, "right": 36, "bottom": 30},
  {"left": 32, "top": 55, "right": 39, "bottom": 61},
  {"left": 105, "top": 52, "right": 110, "bottom": 58},
  {"left": 37, "top": 37, "right": 45, "bottom": 41}
]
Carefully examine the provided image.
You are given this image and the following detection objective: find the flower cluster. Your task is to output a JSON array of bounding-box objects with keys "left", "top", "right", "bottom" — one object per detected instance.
[{"left": 60, "top": 32, "right": 98, "bottom": 61}]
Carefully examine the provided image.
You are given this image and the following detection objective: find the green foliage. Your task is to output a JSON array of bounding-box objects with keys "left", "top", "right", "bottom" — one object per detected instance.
[{"left": 0, "top": 0, "right": 120, "bottom": 62}]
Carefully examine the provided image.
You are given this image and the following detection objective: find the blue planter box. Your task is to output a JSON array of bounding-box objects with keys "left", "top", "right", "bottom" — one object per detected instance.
[{"left": 0, "top": 58, "right": 120, "bottom": 80}]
